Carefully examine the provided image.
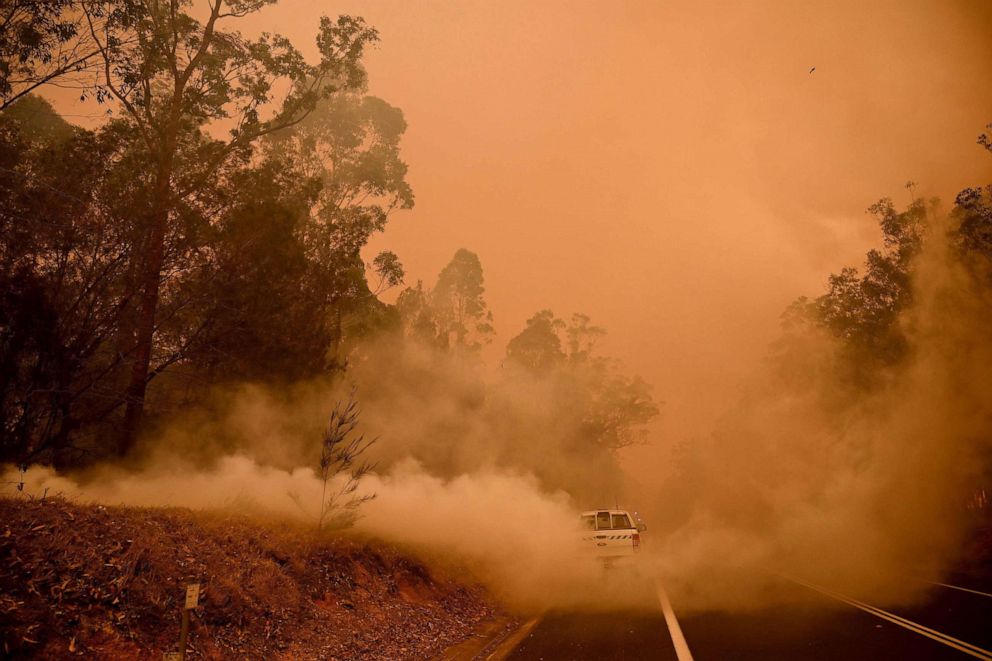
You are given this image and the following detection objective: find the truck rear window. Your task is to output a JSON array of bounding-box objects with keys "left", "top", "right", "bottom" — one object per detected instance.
[
  {"left": 596, "top": 512, "right": 611, "bottom": 529},
  {"left": 611, "top": 513, "right": 632, "bottom": 529}
]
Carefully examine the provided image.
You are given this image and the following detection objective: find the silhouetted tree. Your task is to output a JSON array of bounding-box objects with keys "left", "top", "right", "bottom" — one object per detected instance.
[
  {"left": 0, "top": 98, "right": 142, "bottom": 464},
  {"left": 773, "top": 125, "right": 992, "bottom": 397},
  {"left": 954, "top": 185, "right": 992, "bottom": 265},
  {"left": 505, "top": 310, "right": 565, "bottom": 373},
  {"left": 395, "top": 280, "right": 439, "bottom": 346},
  {"left": 431, "top": 249, "right": 494, "bottom": 352},
  {"left": 0, "top": 4, "right": 414, "bottom": 463},
  {"left": 395, "top": 248, "right": 494, "bottom": 353},
  {"left": 0, "top": 0, "right": 102, "bottom": 109},
  {"left": 265, "top": 93, "right": 413, "bottom": 366},
  {"left": 775, "top": 195, "right": 929, "bottom": 390},
  {"left": 78, "top": 0, "right": 379, "bottom": 454},
  {"left": 504, "top": 309, "right": 659, "bottom": 452}
]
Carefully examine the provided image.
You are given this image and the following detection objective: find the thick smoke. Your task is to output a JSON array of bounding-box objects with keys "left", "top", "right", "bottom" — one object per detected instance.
[
  {"left": 126, "top": 335, "right": 637, "bottom": 504},
  {"left": 4, "top": 207, "right": 990, "bottom": 615},
  {"left": 648, "top": 210, "right": 992, "bottom": 611},
  {"left": 1, "top": 342, "right": 650, "bottom": 611},
  {"left": 2, "top": 456, "right": 625, "bottom": 611}
]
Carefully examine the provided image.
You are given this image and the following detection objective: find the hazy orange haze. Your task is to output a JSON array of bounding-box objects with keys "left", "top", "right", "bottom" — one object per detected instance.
[{"left": 49, "top": 0, "right": 992, "bottom": 463}]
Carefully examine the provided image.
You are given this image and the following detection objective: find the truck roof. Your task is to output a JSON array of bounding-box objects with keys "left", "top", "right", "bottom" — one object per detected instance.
[{"left": 580, "top": 509, "right": 633, "bottom": 516}]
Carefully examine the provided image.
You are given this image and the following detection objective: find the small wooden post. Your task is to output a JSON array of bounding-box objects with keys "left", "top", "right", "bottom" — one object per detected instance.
[
  {"left": 178, "top": 609, "right": 189, "bottom": 661},
  {"left": 176, "top": 583, "right": 199, "bottom": 661}
]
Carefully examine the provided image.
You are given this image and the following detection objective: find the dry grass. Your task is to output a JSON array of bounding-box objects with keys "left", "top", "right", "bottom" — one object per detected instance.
[{"left": 0, "top": 496, "right": 494, "bottom": 660}]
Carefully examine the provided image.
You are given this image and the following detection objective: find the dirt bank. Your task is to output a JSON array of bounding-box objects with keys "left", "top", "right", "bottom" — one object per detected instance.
[{"left": 0, "top": 497, "right": 495, "bottom": 660}]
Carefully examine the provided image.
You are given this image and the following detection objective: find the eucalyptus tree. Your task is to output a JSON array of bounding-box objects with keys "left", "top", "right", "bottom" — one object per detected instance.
[
  {"left": 78, "top": 0, "right": 379, "bottom": 453},
  {"left": 0, "top": 98, "right": 142, "bottom": 464},
  {"left": 504, "top": 309, "right": 659, "bottom": 453},
  {"left": 431, "top": 248, "right": 494, "bottom": 352},
  {"left": 264, "top": 93, "right": 413, "bottom": 366},
  {"left": 504, "top": 309, "right": 565, "bottom": 373},
  {"left": 0, "top": 0, "right": 103, "bottom": 109}
]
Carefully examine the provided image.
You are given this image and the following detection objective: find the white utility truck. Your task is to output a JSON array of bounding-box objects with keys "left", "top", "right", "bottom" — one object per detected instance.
[{"left": 578, "top": 509, "right": 646, "bottom": 560}]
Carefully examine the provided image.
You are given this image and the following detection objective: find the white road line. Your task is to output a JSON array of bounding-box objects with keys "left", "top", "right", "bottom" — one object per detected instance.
[
  {"left": 785, "top": 575, "right": 992, "bottom": 660},
  {"left": 930, "top": 581, "right": 992, "bottom": 600},
  {"left": 656, "top": 581, "right": 695, "bottom": 661}
]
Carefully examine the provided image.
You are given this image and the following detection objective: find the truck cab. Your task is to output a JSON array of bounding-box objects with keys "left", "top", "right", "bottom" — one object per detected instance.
[{"left": 578, "top": 509, "right": 646, "bottom": 559}]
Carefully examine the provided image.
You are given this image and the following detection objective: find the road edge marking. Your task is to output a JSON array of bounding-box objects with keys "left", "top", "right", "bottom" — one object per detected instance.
[
  {"left": 482, "top": 616, "right": 541, "bottom": 661},
  {"left": 930, "top": 581, "right": 992, "bottom": 600},
  {"left": 656, "top": 581, "right": 695, "bottom": 661},
  {"left": 784, "top": 575, "right": 992, "bottom": 660}
]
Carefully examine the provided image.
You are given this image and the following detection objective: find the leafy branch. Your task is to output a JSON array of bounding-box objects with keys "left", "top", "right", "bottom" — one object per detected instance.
[{"left": 317, "top": 391, "right": 376, "bottom": 531}]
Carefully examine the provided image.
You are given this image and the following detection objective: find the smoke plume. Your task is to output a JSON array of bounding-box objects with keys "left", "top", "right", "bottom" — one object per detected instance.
[{"left": 648, "top": 209, "right": 992, "bottom": 611}]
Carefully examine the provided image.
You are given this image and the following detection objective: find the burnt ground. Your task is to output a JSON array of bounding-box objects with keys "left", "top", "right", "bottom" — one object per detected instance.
[{"left": 0, "top": 496, "right": 496, "bottom": 660}]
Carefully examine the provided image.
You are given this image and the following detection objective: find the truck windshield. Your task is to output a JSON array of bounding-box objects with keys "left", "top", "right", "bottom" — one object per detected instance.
[
  {"left": 611, "top": 513, "right": 632, "bottom": 529},
  {"left": 580, "top": 515, "right": 595, "bottom": 530}
]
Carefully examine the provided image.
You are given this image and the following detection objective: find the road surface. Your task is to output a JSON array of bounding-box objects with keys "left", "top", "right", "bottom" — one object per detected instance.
[{"left": 502, "top": 569, "right": 992, "bottom": 660}]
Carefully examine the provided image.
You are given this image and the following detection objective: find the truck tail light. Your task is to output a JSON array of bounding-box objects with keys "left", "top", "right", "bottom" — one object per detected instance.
[{"left": 632, "top": 532, "right": 641, "bottom": 551}]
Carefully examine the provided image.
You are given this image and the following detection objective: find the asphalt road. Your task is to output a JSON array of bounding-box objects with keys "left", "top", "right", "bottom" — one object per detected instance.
[{"left": 504, "top": 570, "right": 992, "bottom": 661}]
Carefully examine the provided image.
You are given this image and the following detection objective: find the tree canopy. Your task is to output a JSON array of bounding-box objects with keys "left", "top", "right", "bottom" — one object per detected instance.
[
  {"left": 0, "top": 2, "right": 410, "bottom": 464},
  {"left": 395, "top": 248, "right": 494, "bottom": 353}
]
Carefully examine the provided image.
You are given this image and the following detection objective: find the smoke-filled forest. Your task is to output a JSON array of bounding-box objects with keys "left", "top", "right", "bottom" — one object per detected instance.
[{"left": 1, "top": 2, "right": 992, "bottom": 660}]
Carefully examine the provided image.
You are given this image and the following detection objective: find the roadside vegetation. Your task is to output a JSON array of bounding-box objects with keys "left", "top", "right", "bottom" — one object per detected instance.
[{"left": 0, "top": 1, "right": 657, "bottom": 502}]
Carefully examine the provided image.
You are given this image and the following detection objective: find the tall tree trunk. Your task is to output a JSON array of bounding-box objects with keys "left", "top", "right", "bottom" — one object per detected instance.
[
  {"left": 329, "top": 302, "right": 343, "bottom": 369},
  {"left": 117, "top": 143, "right": 175, "bottom": 456}
]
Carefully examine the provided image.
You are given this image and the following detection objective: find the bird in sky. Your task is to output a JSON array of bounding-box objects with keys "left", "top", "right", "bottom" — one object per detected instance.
[{"left": 809, "top": 67, "right": 816, "bottom": 74}]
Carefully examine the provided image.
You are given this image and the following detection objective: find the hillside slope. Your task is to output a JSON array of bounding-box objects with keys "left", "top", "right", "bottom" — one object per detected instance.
[{"left": 0, "top": 497, "right": 494, "bottom": 660}]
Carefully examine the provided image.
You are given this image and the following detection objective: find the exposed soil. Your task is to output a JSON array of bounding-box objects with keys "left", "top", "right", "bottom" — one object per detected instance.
[{"left": 0, "top": 496, "right": 496, "bottom": 660}]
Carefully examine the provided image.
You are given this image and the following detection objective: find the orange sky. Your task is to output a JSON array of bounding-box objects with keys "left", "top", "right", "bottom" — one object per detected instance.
[
  {"left": 49, "top": 0, "right": 992, "bottom": 452},
  {"left": 320, "top": 0, "right": 991, "bottom": 445}
]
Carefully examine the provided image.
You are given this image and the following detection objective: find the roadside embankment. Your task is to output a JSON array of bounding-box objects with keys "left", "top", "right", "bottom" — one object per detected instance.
[{"left": 0, "top": 497, "right": 496, "bottom": 660}]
